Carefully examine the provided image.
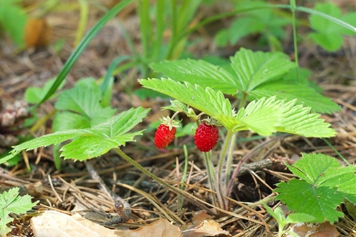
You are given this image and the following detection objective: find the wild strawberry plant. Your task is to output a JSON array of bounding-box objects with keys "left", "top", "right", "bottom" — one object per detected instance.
[{"left": 139, "top": 75, "right": 336, "bottom": 210}]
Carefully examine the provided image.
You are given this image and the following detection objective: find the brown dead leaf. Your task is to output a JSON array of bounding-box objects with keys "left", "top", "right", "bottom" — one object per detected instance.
[
  {"left": 116, "top": 218, "right": 182, "bottom": 237},
  {"left": 192, "top": 210, "right": 211, "bottom": 224},
  {"left": 31, "top": 210, "right": 118, "bottom": 237},
  {"left": 288, "top": 222, "right": 339, "bottom": 237},
  {"left": 24, "top": 18, "right": 51, "bottom": 48},
  {"left": 182, "top": 219, "right": 230, "bottom": 237}
]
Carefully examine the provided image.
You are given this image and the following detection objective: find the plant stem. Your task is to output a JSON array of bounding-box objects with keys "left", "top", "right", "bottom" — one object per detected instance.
[
  {"left": 203, "top": 151, "right": 218, "bottom": 207},
  {"left": 323, "top": 138, "right": 350, "bottom": 165},
  {"left": 238, "top": 92, "right": 248, "bottom": 110},
  {"left": 290, "top": 0, "right": 299, "bottom": 82},
  {"left": 216, "top": 130, "right": 233, "bottom": 210},
  {"left": 178, "top": 145, "right": 189, "bottom": 210},
  {"left": 224, "top": 132, "right": 237, "bottom": 193}
]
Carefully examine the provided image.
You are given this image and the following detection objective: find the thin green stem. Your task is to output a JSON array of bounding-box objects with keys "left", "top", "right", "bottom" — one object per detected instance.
[
  {"left": 290, "top": 0, "right": 299, "bottom": 82},
  {"left": 238, "top": 92, "right": 248, "bottom": 110},
  {"left": 203, "top": 151, "right": 218, "bottom": 207},
  {"left": 322, "top": 138, "right": 350, "bottom": 165},
  {"left": 216, "top": 130, "right": 233, "bottom": 210},
  {"left": 224, "top": 132, "right": 237, "bottom": 191},
  {"left": 178, "top": 145, "right": 189, "bottom": 210}
]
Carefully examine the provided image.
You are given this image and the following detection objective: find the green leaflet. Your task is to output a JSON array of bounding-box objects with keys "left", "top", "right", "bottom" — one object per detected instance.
[
  {"left": 0, "top": 187, "right": 38, "bottom": 235},
  {"left": 276, "top": 153, "right": 356, "bottom": 223},
  {"left": 309, "top": 2, "right": 356, "bottom": 52},
  {"left": 150, "top": 59, "right": 239, "bottom": 95},
  {"left": 150, "top": 48, "right": 339, "bottom": 113},
  {"left": 0, "top": 107, "right": 149, "bottom": 163},
  {"left": 140, "top": 79, "right": 336, "bottom": 137},
  {"left": 53, "top": 79, "right": 116, "bottom": 131}
]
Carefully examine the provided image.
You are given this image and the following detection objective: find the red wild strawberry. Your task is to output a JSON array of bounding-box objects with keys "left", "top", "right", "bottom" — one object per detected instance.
[
  {"left": 194, "top": 122, "right": 219, "bottom": 152},
  {"left": 154, "top": 124, "right": 177, "bottom": 149}
]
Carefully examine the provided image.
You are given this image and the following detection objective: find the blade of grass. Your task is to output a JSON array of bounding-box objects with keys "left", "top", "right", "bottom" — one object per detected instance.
[
  {"left": 151, "top": 0, "right": 165, "bottom": 62},
  {"left": 36, "top": 0, "right": 133, "bottom": 108},
  {"left": 137, "top": 0, "right": 151, "bottom": 77},
  {"left": 290, "top": 0, "right": 299, "bottom": 82},
  {"left": 74, "top": 0, "right": 89, "bottom": 48}
]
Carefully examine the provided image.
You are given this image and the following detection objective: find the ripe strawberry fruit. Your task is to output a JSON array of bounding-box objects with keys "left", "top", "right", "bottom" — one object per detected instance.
[
  {"left": 154, "top": 124, "right": 177, "bottom": 149},
  {"left": 194, "top": 122, "right": 219, "bottom": 152}
]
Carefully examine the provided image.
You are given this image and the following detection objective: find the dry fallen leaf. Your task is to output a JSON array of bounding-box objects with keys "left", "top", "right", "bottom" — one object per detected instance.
[
  {"left": 31, "top": 210, "right": 117, "bottom": 237},
  {"left": 288, "top": 222, "right": 339, "bottom": 237},
  {"left": 116, "top": 218, "right": 182, "bottom": 237},
  {"left": 24, "top": 18, "right": 51, "bottom": 48},
  {"left": 182, "top": 219, "right": 230, "bottom": 237}
]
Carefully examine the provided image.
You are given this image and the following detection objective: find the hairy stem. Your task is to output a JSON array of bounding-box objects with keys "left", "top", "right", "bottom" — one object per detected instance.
[
  {"left": 290, "top": 0, "right": 299, "bottom": 82},
  {"left": 224, "top": 132, "right": 237, "bottom": 191},
  {"left": 203, "top": 151, "right": 218, "bottom": 207},
  {"left": 216, "top": 130, "right": 233, "bottom": 210}
]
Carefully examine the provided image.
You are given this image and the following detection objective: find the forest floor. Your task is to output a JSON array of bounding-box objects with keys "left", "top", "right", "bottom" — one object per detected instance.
[{"left": 1, "top": 1, "right": 356, "bottom": 236}]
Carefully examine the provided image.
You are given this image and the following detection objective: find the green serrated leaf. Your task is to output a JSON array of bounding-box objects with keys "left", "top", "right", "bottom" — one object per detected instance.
[
  {"left": 150, "top": 59, "right": 239, "bottom": 95},
  {"left": 139, "top": 78, "right": 233, "bottom": 127},
  {"left": 230, "top": 48, "right": 296, "bottom": 91},
  {"left": 0, "top": 108, "right": 149, "bottom": 163},
  {"left": 249, "top": 80, "right": 340, "bottom": 113},
  {"left": 53, "top": 112, "right": 90, "bottom": 132},
  {"left": 0, "top": 187, "right": 37, "bottom": 236},
  {"left": 276, "top": 179, "right": 344, "bottom": 223},
  {"left": 60, "top": 132, "right": 142, "bottom": 160},
  {"left": 54, "top": 80, "right": 116, "bottom": 130},
  {"left": 140, "top": 79, "right": 335, "bottom": 137},
  {"left": 288, "top": 153, "right": 356, "bottom": 204},
  {"left": 0, "top": 187, "right": 37, "bottom": 216},
  {"left": 278, "top": 153, "right": 356, "bottom": 223}
]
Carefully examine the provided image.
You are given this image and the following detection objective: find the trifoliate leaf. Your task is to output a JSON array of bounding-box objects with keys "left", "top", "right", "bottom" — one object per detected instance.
[
  {"left": 140, "top": 79, "right": 335, "bottom": 137},
  {"left": 150, "top": 59, "right": 239, "bottom": 95},
  {"left": 0, "top": 188, "right": 37, "bottom": 214},
  {"left": 230, "top": 48, "right": 296, "bottom": 91},
  {"left": 0, "top": 187, "right": 38, "bottom": 235},
  {"left": 276, "top": 179, "right": 344, "bottom": 223},
  {"left": 276, "top": 153, "right": 356, "bottom": 223},
  {"left": 287, "top": 153, "right": 356, "bottom": 203},
  {"left": 0, "top": 108, "right": 149, "bottom": 163}
]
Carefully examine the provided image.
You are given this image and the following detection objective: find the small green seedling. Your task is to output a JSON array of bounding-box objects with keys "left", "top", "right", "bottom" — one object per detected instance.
[
  {"left": 263, "top": 204, "right": 315, "bottom": 237},
  {"left": 0, "top": 187, "right": 38, "bottom": 236}
]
